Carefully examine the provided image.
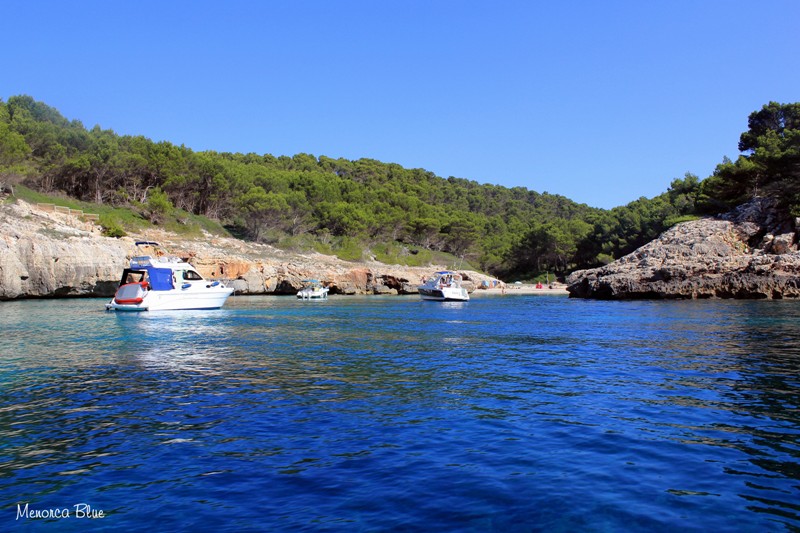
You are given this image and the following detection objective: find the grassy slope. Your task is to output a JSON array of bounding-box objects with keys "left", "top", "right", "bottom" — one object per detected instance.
[{"left": 10, "top": 185, "right": 474, "bottom": 270}]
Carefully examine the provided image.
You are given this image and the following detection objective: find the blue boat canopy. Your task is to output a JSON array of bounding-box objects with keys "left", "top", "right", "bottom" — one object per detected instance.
[{"left": 147, "top": 267, "right": 174, "bottom": 291}]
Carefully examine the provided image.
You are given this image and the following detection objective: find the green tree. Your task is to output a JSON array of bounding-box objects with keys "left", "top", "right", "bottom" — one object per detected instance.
[
  {"left": 238, "top": 187, "right": 290, "bottom": 241},
  {"left": 698, "top": 156, "right": 762, "bottom": 211},
  {"left": 408, "top": 217, "right": 442, "bottom": 250},
  {"left": 701, "top": 102, "right": 800, "bottom": 214},
  {"left": 442, "top": 216, "right": 481, "bottom": 258},
  {"left": 145, "top": 187, "right": 174, "bottom": 224},
  {"left": 0, "top": 101, "right": 31, "bottom": 193},
  {"left": 315, "top": 201, "right": 368, "bottom": 236}
]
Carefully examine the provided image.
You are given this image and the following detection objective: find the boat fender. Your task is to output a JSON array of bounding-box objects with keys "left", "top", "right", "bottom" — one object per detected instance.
[
  {"left": 181, "top": 283, "right": 191, "bottom": 289},
  {"left": 208, "top": 281, "right": 220, "bottom": 287}
]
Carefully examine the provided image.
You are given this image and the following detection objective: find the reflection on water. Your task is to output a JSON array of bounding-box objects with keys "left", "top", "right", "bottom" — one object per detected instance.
[
  {"left": 0, "top": 296, "right": 799, "bottom": 530},
  {"left": 114, "top": 310, "right": 237, "bottom": 372}
]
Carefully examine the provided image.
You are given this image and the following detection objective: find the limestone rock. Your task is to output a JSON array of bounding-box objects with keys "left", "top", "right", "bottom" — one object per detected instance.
[{"left": 567, "top": 198, "right": 800, "bottom": 299}]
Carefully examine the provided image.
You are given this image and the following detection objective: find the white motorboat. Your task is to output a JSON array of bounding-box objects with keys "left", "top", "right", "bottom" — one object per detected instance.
[
  {"left": 105, "top": 241, "right": 234, "bottom": 312},
  {"left": 418, "top": 271, "right": 470, "bottom": 301},
  {"left": 297, "top": 279, "right": 329, "bottom": 300}
]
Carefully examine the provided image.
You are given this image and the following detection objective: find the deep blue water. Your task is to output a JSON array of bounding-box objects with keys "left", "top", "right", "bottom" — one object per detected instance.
[{"left": 1, "top": 294, "right": 800, "bottom": 531}]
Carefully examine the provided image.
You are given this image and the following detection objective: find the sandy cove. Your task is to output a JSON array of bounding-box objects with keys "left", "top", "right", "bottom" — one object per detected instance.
[{"left": 471, "top": 283, "right": 569, "bottom": 297}]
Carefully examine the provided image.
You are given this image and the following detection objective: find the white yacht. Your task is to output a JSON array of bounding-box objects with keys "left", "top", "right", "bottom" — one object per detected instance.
[
  {"left": 418, "top": 271, "right": 470, "bottom": 301},
  {"left": 105, "top": 241, "right": 234, "bottom": 311},
  {"left": 297, "top": 279, "right": 329, "bottom": 300}
]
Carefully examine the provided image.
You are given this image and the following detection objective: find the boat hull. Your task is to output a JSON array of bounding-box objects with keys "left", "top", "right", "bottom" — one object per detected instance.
[
  {"left": 297, "top": 288, "right": 329, "bottom": 299},
  {"left": 418, "top": 287, "right": 469, "bottom": 301},
  {"left": 106, "top": 287, "right": 234, "bottom": 311}
]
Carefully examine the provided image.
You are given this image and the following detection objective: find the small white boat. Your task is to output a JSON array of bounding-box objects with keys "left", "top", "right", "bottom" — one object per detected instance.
[
  {"left": 297, "top": 279, "right": 329, "bottom": 300},
  {"left": 418, "top": 271, "right": 470, "bottom": 301},
  {"left": 105, "top": 241, "right": 234, "bottom": 312}
]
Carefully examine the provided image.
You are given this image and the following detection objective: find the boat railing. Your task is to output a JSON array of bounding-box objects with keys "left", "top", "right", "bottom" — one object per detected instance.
[{"left": 130, "top": 255, "right": 185, "bottom": 268}]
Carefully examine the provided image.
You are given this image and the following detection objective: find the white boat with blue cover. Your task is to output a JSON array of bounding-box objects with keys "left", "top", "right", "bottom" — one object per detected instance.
[
  {"left": 105, "top": 241, "right": 234, "bottom": 312},
  {"left": 418, "top": 271, "right": 470, "bottom": 301}
]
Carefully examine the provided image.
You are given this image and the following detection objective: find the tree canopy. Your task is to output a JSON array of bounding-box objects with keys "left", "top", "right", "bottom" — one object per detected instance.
[{"left": 699, "top": 102, "right": 800, "bottom": 214}]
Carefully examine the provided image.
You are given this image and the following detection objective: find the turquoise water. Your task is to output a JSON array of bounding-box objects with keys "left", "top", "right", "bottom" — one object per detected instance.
[{"left": 1, "top": 295, "right": 799, "bottom": 531}]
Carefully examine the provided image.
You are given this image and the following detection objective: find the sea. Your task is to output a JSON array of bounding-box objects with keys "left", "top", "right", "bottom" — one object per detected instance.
[{"left": 1, "top": 293, "right": 799, "bottom": 532}]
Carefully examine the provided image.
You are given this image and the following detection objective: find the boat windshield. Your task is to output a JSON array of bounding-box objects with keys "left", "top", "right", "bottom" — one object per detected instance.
[{"left": 181, "top": 270, "right": 204, "bottom": 281}]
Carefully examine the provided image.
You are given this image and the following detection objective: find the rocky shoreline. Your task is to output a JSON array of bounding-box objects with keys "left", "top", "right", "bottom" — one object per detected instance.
[
  {"left": 0, "top": 199, "right": 498, "bottom": 301},
  {"left": 566, "top": 198, "right": 800, "bottom": 299},
  {"left": 7, "top": 195, "right": 796, "bottom": 302}
]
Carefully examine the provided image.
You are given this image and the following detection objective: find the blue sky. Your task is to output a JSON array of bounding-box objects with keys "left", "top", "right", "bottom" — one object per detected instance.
[{"left": 3, "top": 1, "right": 799, "bottom": 209}]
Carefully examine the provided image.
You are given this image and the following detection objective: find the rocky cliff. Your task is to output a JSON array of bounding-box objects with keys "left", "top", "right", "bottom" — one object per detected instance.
[
  {"left": 0, "top": 198, "right": 492, "bottom": 300},
  {"left": 566, "top": 198, "right": 800, "bottom": 299}
]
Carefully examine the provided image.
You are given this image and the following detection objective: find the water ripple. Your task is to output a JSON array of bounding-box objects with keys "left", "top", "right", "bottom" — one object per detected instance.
[{"left": 1, "top": 296, "right": 799, "bottom": 530}]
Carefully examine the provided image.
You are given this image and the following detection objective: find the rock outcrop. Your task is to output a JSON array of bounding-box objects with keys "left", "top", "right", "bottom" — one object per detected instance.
[
  {"left": 0, "top": 198, "right": 491, "bottom": 300},
  {"left": 567, "top": 198, "right": 800, "bottom": 299}
]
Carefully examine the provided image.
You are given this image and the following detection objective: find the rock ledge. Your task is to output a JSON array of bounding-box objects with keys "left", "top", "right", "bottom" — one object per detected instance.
[{"left": 566, "top": 198, "right": 800, "bottom": 299}]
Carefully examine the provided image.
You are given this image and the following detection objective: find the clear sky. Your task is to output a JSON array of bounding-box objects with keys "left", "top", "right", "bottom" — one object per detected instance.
[{"left": 3, "top": 1, "right": 799, "bottom": 209}]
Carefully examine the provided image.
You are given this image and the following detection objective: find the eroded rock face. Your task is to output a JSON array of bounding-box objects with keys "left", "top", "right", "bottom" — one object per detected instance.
[
  {"left": 0, "top": 199, "right": 492, "bottom": 300},
  {"left": 0, "top": 201, "right": 127, "bottom": 299},
  {"left": 567, "top": 198, "right": 800, "bottom": 299}
]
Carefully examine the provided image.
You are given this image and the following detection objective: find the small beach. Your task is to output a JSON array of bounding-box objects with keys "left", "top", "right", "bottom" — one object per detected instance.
[{"left": 472, "top": 283, "right": 569, "bottom": 296}]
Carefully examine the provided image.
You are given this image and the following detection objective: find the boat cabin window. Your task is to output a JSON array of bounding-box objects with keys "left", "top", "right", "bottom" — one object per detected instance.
[{"left": 182, "top": 270, "right": 204, "bottom": 281}]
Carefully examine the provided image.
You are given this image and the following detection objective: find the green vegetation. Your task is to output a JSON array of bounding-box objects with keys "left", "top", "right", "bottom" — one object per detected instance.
[
  {"left": 1, "top": 96, "right": 798, "bottom": 278},
  {"left": 697, "top": 102, "right": 800, "bottom": 216},
  {"left": 11, "top": 183, "right": 229, "bottom": 239}
]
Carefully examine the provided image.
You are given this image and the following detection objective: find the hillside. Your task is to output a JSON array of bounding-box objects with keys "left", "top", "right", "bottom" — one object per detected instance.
[
  {"left": 2, "top": 97, "right": 798, "bottom": 284},
  {"left": 0, "top": 95, "right": 709, "bottom": 280},
  {"left": 0, "top": 197, "right": 502, "bottom": 301}
]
